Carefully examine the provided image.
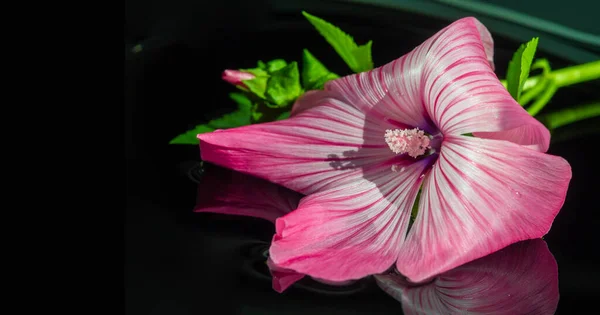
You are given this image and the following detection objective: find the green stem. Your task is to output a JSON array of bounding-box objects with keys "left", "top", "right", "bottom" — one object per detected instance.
[
  {"left": 527, "top": 81, "right": 558, "bottom": 116},
  {"left": 502, "top": 60, "right": 600, "bottom": 90},
  {"left": 539, "top": 102, "right": 600, "bottom": 129},
  {"left": 519, "top": 77, "right": 548, "bottom": 106}
]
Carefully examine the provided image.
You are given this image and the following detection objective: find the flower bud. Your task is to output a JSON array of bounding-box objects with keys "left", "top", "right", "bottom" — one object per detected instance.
[{"left": 222, "top": 69, "right": 256, "bottom": 87}]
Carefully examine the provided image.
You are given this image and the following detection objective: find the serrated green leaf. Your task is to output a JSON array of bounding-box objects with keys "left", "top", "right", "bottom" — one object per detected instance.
[
  {"left": 241, "top": 60, "right": 269, "bottom": 77},
  {"left": 506, "top": 37, "right": 539, "bottom": 101},
  {"left": 169, "top": 93, "right": 253, "bottom": 145},
  {"left": 251, "top": 103, "right": 263, "bottom": 122},
  {"left": 275, "top": 111, "right": 291, "bottom": 121},
  {"left": 351, "top": 41, "right": 373, "bottom": 70},
  {"left": 243, "top": 76, "right": 268, "bottom": 99},
  {"left": 302, "top": 49, "right": 339, "bottom": 90},
  {"left": 169, "top": 125, "right": 215, "bottom": 144},
  {"left": 265, "top": 61, "right": 302, "bottom": 107},
  {"left": 208, "top": 94, "right": 252, "bottom": 128},
  {"left": 266, "top": 59, "right": 287, "bottom": 73},
  {"left": 302, "top": 11, "right": 374, "bottom": 73},
  {"left": 229, "top": 92, "right": 253, "bottom": 108}
]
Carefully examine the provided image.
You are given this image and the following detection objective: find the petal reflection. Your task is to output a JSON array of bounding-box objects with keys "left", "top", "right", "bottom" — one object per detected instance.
[{"left": 375, "top": 239, "right": 558, "bottom": 314}]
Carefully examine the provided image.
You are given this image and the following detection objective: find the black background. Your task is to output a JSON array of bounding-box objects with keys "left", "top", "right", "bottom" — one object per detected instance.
[{"left": 125, "top": 0, "right": 600, "bottom": 313}]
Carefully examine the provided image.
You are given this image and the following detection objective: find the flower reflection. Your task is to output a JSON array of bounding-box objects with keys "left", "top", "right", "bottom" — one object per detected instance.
[
  {"left": 374, "top": 239, "right": 559, "bottom": 314},
  {"left": 194, "top": 164, "right": 305, "bottom": 292}
]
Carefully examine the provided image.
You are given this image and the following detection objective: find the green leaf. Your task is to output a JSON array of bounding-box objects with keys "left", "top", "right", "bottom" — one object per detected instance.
[
  {"left": 265, "top": 61, "right": 302, "bottom": 107},
  {"left": 241, "top": 60, "right": 268, "bottom": 77},
  {"left": 506, "top": 37, "right": 539, "bottom": 102},
  {"left": 302, "top": 11, "right": 374, "bottom": 73},
  {"left": 275, "top": 111, "right": 291, "bottom": 120},
  {"left": 266, "top": 59, "right": 288, "bottom": 73},
  {"left": 243, "top": 76, "right": 268, "bottom": 99},
  {"left": 169, "top": 125, "right": 215, "bottom": 144},
  {"left": 169, "top": 93, "right": 253, "bottom": 145},
  {"left": 208, "top": 94, "right": 252, "bottom": 128},
  {"left": 302, "top": 49, "right": 339, "bottom": 90},
  {"left": 239, "top": 59, "right": 292, "bottom": 100},
  {"left": 251, "top": 103, "right": 263, "bottom": 122}
]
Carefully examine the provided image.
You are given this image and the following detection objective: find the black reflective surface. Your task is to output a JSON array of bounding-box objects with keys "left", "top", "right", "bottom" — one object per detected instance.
[{"left": 125, "top": 1, "right": 600, "bottom": 313}]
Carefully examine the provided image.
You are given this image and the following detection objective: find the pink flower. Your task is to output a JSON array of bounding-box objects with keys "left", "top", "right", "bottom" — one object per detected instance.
[
  {"left": 221, "top": 69, "right": 256, "bottom": 87},
  {"left": 374, "top": 239, "right": 559, "bottom": 314},
  {"left": 198, "top": 17, "right": 571, "bottom": 283}
]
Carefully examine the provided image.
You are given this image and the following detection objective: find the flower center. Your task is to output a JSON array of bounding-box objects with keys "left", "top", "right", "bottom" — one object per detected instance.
[{"left": 384, "top": 128, "right": 431, "bottom": 158}]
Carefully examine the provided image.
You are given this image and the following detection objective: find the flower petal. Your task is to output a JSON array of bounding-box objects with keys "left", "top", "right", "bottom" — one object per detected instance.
[
  {"left": 408, "top": 18, "right": 550, "bottom": 152},
  {"left": 396, "top": 135, "right": 571, "bottom": 282},
  {"left": 324, "top": 36, "right": 436, "bottom": 133},
  {"left": 473, "top": 18, "right": 495, "bottom": 70},
  {"left": 266, "top": 257, "right": 305, "bottom": 293},
  {"left": 198, "top": 95, "right": 397, "bottom": 195},
  {"left": 418, "top": 17, "right": 550, "bottom": 151},
  {"left": 269, "top": 157, "right": 432, "bottom": 281},
  {"left": 376, "top": 239, "right": 559, "bottom": 314},
  {"left": 323, "top": 17, "right": 546, "bottom": 150},
  {"left": 290, "top": 90, "right": 329, "bottom": 116},
  {"left": 193, "top": 166, "right": 302, "bottom": 223}
]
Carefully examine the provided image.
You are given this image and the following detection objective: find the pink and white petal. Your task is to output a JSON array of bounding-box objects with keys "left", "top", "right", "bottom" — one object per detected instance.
[
  {"left": 322, "top": 17, "right": 496, "bottom": 137},
  {"left": 324, "top": 39, "right": 436, "bottom": 133},
  {"left": 269, "top": 157, "right": 433, "bottom": 281},
  {"left": 194, "top": 166, "right": 302, "bottom": 223},
  {"left": 419, "top": 17, "right": 549, "bottom": 151},
  {"left": 376, "top": 239, "right": 559, "bottom": 315},
  {"left": 290, "top": 90, "right": 331, "bottom": 116},
  {"left": 473, "top": 17, "right": 495, "bottom": 70},
  {"left": 396, "top": 135, "right": 571, "bottom": 282},
  {"left": 473, "top": 125, "right": 550, "bottom": 152},
  {"left": 199, "top": 96, "right": 397, "bottom": 195},
  {"left": 266, "top": 257, "right": 305, "bottom": 293}
]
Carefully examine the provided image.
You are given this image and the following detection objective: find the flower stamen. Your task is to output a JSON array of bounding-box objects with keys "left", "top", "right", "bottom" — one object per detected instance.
[{"left": 384, "top": 128, "right": 431, "bottom": 158}]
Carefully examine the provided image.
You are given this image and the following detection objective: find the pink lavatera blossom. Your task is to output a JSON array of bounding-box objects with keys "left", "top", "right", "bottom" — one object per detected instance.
[
  {"left": 374, "top": 239, "right": 559, "bottom": 314},
  {"left": 198, "top": 17, "right": 571, "bottom": 283}
]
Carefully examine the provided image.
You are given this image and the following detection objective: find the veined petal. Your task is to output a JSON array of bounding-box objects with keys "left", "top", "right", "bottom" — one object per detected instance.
[
  {"left": 266, "top": 257, "right": 305, "bottom": 293},
  {"left": 193, "top": 166, "right": 302, "bottom": 223},
  {"left": 324, "top": 37, "right": 436, "bottom": 133},
  {"left": 473, "top": 18, "right": 495, "bottom": 70},
  {"left": 418, "top": 17, "right": 550, "bottom": 151},
  {"left": 397, "top": 135, "right": 571, "bottom": 282},
  {"left": 376, "top": 239, "right": 559, "bottom": 314},
  {"left": 270, "top": 158, "right": 432, "bottom": 281},
  {"left": 199, "top": 95, "right": 397, "bottom": 195},
  {"left": 290, "top": 90, "right": 328, "bottom": 116}
]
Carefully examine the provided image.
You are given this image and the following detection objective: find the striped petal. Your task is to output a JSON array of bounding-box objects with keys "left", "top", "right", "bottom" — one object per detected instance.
[
  {"left": 418, "top": 18, "right": 550, "bottom": 151},
  {"left": 396, "top": 135, "right": 571, "bottom": 282},
  {"left": 323, "top": 17, "right": 548, "bottom": 150},
  {"left": 269, "top": 157, "right": 432, "bottom": 281},
  {"left": 199, "top": 94, "right": 397, "bottom": 195},
  {"left": 194, "top": 166, "right": 302, "bottom": 223},
  {"left": 375, "top": 239, "right": 559, "bottom": 314}
]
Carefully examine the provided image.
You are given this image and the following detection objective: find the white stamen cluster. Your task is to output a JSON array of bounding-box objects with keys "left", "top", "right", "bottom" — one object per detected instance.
[{"left": 384, "top": 128, "right": 431, "bottom": 158}]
